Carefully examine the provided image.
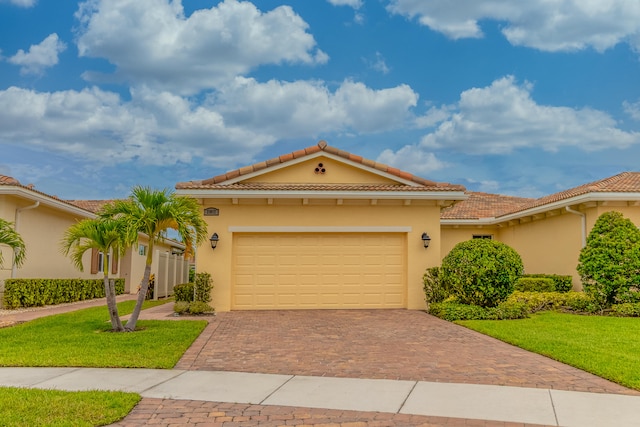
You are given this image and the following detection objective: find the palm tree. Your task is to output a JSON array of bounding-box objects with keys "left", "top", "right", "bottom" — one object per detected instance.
[
  {"left": 0, "top": 218, "right": 26, "bottom": 269},
  {"left": 100, "top": 186, "right": 207, "bottom": 332},
  {"left": 61, "top": 217, "right": 130, "bottom": 331}
]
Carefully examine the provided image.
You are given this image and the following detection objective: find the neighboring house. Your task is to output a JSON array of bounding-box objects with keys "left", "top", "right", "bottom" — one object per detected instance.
[
  {"left": 441, "top": 172, "right": 640, "bottom": 289},
  {"left": 0, "top": 176, "right": 186, "bottom": 298},
  {"left": 175, "top": 141, "right": 467, "bottom": 311}
]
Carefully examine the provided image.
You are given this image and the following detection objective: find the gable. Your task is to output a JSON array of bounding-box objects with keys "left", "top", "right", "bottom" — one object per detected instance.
[{"left": 242, "top": 155, "right": 401, "bottom": 186}]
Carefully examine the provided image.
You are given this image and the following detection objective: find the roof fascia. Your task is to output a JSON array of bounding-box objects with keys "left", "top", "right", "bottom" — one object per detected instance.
[
  {"left": 442, "top": 192, "right": 640, "bottom": 226},
  {"left": 176, "top": 188, "right": 467, "bottom": 200},
  {"left": 0, "top": 186, "right": 95, "bottom": 218},
  {"left": 222, "top": 151, "right": 423, "bottom": 187}
]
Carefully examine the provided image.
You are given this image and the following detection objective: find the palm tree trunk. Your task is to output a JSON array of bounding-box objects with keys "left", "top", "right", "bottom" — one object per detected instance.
[
  {"left": 125, "top": 264, "right": 151, "bottom": 331},
  {"left": 104, "top": 274, "right": 124, "bottom": 331}
]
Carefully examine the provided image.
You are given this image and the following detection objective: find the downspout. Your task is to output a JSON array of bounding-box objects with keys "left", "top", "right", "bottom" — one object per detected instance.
[
  {"left": 12, "top": 201, "right": 39, "bottom": 278},
  {"left": 565, "top": 206, "right": 586, "bottom": 248}
]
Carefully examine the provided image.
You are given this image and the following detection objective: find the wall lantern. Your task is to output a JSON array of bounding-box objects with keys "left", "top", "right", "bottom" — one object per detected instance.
[
  {"left": 209, "top": 233, "right": 219, "bottom": 250},
  {"left": 421, "top": 232, "right": 431, "bottom": 249}
]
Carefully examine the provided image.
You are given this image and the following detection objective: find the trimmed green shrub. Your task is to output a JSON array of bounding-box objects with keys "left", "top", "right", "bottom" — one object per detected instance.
[
  {"left": 428, "top": 300, "right": 528, "bottom": 321},
  {"left": 188, "top": 301, "right": 214, "bottom": 314},
  {"left": 194, "top": 272, "right": 213, "bottom": 304},
  {"left": 577, "top": 211, "right": 640, "bottom": 308},
  {"left": 173, "top": 282, "right": 195, "bottom": 303},
  {"left": 441, "top": 239, "right": 523, "bottom": 307},
  {"left": 173, "top": 301, "right": 190, "bottom": 314},
  {"left": 506, "top": 291, "right": 597, "bottom": 314},
  {"left": 514, "top": 277, "right": 555, "bottom": 292},
  {"left": 3, "top": 278, "right": 124, "bottom": 309},
  {"left": 615, "top": 286, "right": 640, "bottom": 304},
  {"left": 610, "top": 303, "right": 640, "bottom": 317},
  {"left": 423, "top": 266, "right": 448, "bottom": 304},
  {"left": 520, "top": 274, "right": 572, "bottom": 292}
]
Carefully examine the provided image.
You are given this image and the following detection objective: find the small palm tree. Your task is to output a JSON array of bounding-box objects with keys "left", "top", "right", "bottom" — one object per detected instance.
[
  {"left": 0, "top": 218, "right": 26, "bottom": 269},
  {"left": 100, "top": 186, "right": 207, "bottom": 332},
  {"left": 61, "top": 217, "right": 130, "bottom": 331}
]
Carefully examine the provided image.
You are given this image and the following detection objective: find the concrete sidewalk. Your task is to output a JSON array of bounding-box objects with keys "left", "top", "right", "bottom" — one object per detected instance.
[{"left": 1, "top": 367, "right": 639, "bottom": 427}]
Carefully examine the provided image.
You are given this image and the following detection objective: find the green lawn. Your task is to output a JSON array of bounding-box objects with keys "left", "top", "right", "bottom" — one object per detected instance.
[
  {"left": 0, "top": 387, "right": 140, "bottom": 427},
  {"left": 460, "top": 311, "right": 640, "bottom": 390},
  {"left": 0, "top": 299, "right": 207, "bottom": 368},
  {"left": 0, "top": 299, "right": 207, "bottom": 426}
]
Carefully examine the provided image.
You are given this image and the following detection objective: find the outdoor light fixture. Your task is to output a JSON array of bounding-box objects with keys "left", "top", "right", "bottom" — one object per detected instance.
[
  {"left": 421, "top": 232, "right": 431, "bottom": 249},
  {"left": 210, "top": 233, "right": 219, "bottom": 250}
]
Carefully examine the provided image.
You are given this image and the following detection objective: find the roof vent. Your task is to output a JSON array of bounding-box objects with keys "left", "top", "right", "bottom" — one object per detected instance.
[{"left": 314, "top": 163, "right": 326, "bottom": 174}]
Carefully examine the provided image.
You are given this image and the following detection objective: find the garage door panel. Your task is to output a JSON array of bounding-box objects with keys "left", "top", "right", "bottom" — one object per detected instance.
[{"left": 232, "top": 233, "right": 405, "bottom": 310}]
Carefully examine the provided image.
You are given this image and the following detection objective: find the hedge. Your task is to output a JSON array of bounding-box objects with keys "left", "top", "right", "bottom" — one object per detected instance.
[
  {"left": 3, "top": 278, "right": 125, "bottom": 309},
  {"left": 520, "top": 274, "right": 573, "bottom": 292},
  {"left": 514, "top": 277, "right": 556, "bottom": 292}
]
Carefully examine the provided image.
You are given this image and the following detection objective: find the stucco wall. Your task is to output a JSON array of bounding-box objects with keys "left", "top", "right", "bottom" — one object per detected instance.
[{"left": 195, "top": 198, "right": 442, "bottom": 311}]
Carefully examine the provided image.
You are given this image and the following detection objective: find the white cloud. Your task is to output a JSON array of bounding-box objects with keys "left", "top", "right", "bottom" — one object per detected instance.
[
  {"left": 623, "top": 100, "right": 640, "bottom": 121},
  {"left": 75, "top": 0, "right": 328, "bottom": 94},
  {"left": 0, "top": 77, "right": 418, "bottom": 168},
  {"left": 213, "top": 77, "right": 418, "bottom": 137},
  {"left": 377, "top": 146, "right": 448, "bottom": 176},
  {"left": 0, "top": 0, "right": 36, "bottom": 7},
  {"left": 420, "top": 76, "right": 640, "bottom": 154},
  {"left": 7, "top": 33, "right": 66, "bottom": 75},
  {"left": 365, "top": 52, "right": 390, "bottom": 74},
  {"left": 327, "top": 0, "right": 362, "bottom": 8},
  {"left": 387, "top": 0, "right": 640, "bottom": 52}
]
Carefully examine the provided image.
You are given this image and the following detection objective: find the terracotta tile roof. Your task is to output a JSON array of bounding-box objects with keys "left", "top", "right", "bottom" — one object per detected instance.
[
  {"left": 66, "top": 200, "right": 114, "bottom": 213},
  {"left": 504, "top": 172, "right": 640, "bottom": 216},
  {"left": 441, "top": 192, "right": 534, "bottom": 220},
  {"left": 179, "top": 183, "right": 455, "bottom": 192},
  {"left": 176, "top": 141, "right": 465, "bottom": 192},
  {"left": 0, "top": 174, "right": 21, "bottom": 186}
]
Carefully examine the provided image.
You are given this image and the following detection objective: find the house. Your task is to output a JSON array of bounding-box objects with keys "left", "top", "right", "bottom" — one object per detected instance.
[
  {"left": 441, "top": 172, "right": 640, "bottom": 288},
  {"left": 0, "top": 176, "right": 187, "bottom": 298},
  {"left": 175, "top": 141, "right": 466, "bottom": 311}
]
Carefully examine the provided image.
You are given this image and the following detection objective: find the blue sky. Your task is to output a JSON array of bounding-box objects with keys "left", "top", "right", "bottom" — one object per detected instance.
[{"left": 2, "top": 0, "right": 640, "bottom": 200}]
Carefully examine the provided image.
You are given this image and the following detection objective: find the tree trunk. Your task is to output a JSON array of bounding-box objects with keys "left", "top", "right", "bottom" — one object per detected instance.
[
  {"left": 125, "top": 264, "right": 151, "bottom": 331},
  {"left": 104, "top": 273, "right": 124, "bottom": 331}
]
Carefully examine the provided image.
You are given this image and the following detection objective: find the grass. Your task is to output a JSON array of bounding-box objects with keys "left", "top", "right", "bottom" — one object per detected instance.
[
  {"left": 0, "top": 299, "right": 208, "bottom": 425},
  {"left": 0, "top": 299, "right": 208, "bottom": 368},
  {"left": 459, "top": 311, "right": 640, "bottom": 390},
  {"left": 0, "top": 387, "right": 140, "bottom": 427}
]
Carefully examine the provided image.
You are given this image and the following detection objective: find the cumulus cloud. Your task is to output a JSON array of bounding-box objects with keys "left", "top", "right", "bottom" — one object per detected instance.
[
  {"left": 377, "top": 146, "right": 448, "bottom": 176},
  {"left": 0, "top": 0, "right": 36, "bottom": 6},
  {"left": 387, "top": 0, "right": 640, "bottom": 52},
  {"left": 327, "top": 0, "right": 362, "bottom": 8},
  {"left": 7, "top": 33, "right": 67, "bottom": 75},
  {"left": 213, "top": 77, "right": 418, "bottom": 137},
  {"left": 0, "top": 77, "right": 418, "bottom": 168},
  {"left": 75, "top": 0, "right": 328, "bottom": 94},
  {"left": 420, "top": 76, "right": 640, "bottom": 154},
  {"left": 623, "top": 100, "right": 640, "bottom": 121}
]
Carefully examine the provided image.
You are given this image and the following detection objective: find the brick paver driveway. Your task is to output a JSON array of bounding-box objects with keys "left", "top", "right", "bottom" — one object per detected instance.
[{"left": 177, "top": 309, "right": 635, "bottom": 395}]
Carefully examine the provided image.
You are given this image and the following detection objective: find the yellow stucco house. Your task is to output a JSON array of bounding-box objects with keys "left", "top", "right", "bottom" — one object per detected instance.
[
  {"left": 441, "top": 172, "right": 640, "bottom": 289},
  {"left": 0, "top": 175, "right": 187, "bottom": 298},
  {"left": 176, "top": 141, "right": 466, "bottom": 311}
]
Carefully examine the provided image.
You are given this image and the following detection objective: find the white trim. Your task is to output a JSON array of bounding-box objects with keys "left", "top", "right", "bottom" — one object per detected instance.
[
  {"left": 228, "top": 226, "right": 412, "bottom": 233},
  {"left": 0, "top": 186, "right": 95, "bottom": 218}
]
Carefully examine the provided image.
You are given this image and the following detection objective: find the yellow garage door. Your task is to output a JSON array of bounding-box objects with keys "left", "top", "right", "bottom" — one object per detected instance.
[{"left": 232, "top": 233, "right": 406, "bottom": 310}]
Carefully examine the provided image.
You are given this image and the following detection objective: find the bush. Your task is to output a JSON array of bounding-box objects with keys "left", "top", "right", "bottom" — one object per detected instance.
[
  {"left": 174, "top": 272, "right": 213, "bottom": 304},
  {"left": 441, "top": 239, "right": 523, "bottom": 307},
  {"left": 423, "top": 266, "right": 448, "bottom": 304},
  {"left": 172, "top": 300, "right": 214, "bottom": 315},
  {"left": 173, "top": 301, "right": 190, "bottom": 314},
  {"left": 3, "top": 278, "right": 125, "bottom": 309},
  {"left": 506, "top": 291, "right": 597, "bottom": 314},
  {"left": 527, "top": 274, "right": 573, "bottom": 292},
  {"left": 514, "top": 277, "right": 555, "bottom": 292},
  {"left": 610, "top": 303, "right": 640, "bottom": 317},
  {"left": 428, "top": 300, "right": 528, "bottom": 321},
  {"left": 173, "top": 282, "right": 195, "bottom": 303},
  {"left": 615, "top": 286, "right": 640, "bottom": 304},
  {"left": 577, "top": 211, "right": 640, "bottom": 308}
]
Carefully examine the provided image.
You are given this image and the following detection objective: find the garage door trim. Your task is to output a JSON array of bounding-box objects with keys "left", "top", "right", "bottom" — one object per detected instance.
[{"left": 229, "top": 226, "right": 412, "bottom": 233}]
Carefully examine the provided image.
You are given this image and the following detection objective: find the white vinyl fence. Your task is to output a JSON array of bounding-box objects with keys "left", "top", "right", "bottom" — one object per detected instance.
[{"left": 151, "top": 250, "right": 189, "bottom": 300}]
